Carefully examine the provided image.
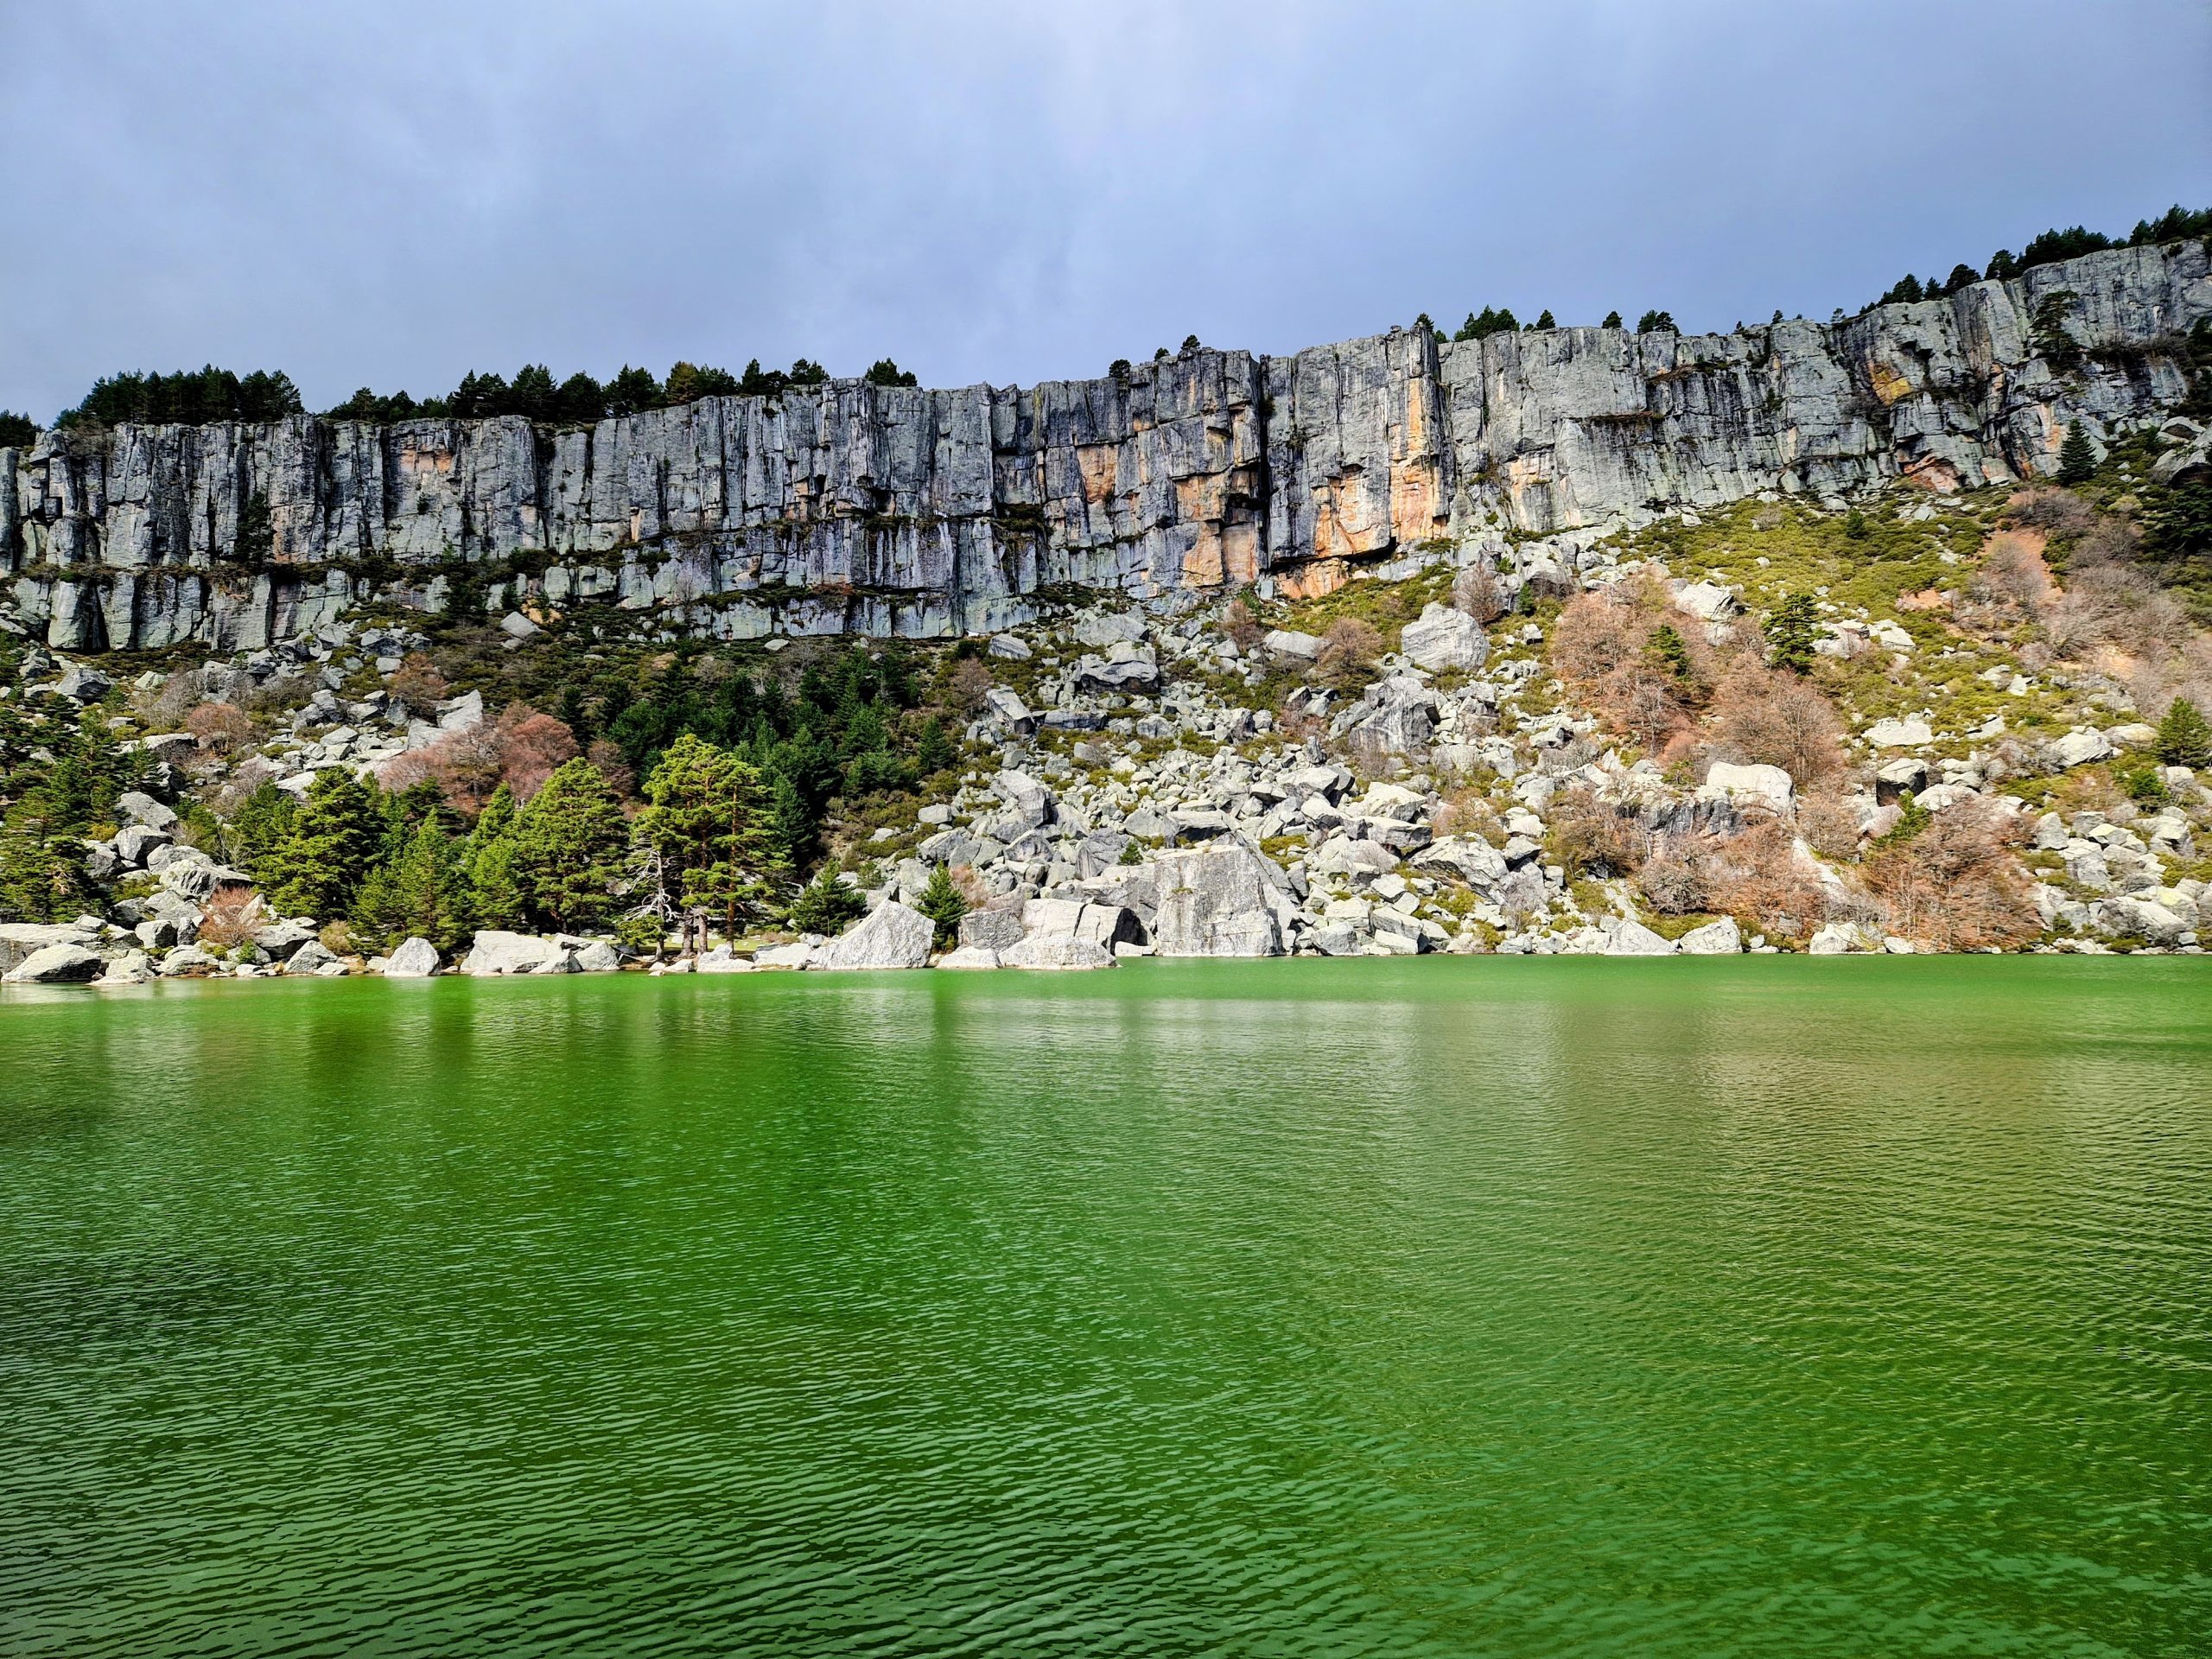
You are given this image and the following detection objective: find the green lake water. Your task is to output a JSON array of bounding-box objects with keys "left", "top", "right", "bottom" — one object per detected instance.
[{"left": 1, "top": 957, "right": 2207, "bottom": 1657}]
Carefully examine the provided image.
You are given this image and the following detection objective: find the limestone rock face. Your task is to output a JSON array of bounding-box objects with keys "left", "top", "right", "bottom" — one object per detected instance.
[
  {"left": 7, "top": 245, "right": 2203, "bottom": 652},
  {"left": 817, "top": 900, "right": 934, "bottom": 970},
  {"left": 1399, "top": 603, "right": 1488, "bottom": 672}
]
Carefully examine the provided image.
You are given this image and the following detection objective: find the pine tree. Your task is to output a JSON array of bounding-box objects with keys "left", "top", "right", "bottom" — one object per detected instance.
[
  {"left": 1764, "top": 594, "right": 1821, "bottom": 675},
  {"left": 1645, "top": 623, "right": 1694, "bottom": 686},
  {"left": 463, "top": 783, "right": 525, "bottom": 929},
  {"left": 913, "top": 863, "right": 968, "bottom": 950},
  {"left": 632, "top": 733, "right": 783, "bottom": 948},
  {"left": 786, "top": 868, "right": 867, "bottom": 935},
  {"left": 262, "top": 768, "right": 382, "bottom": 920},
  {"left": 914, "top": 715, "right": 955, "bottom": 776},
  {"left": 2156, "top": 697, "right": 2212, "bottom": 769},
  {"left": 512, "top": 758, "right": 628, "bottom": 929},
  {"left": 225, "top": 781, "right": 296, "bottom": 878},
  {"left": 2056, "top": 421, "right": 2097, "bottom": 486},
  {"left": 1533, "top": 309, "right": 1555, "bottom": 329},
  {"left": 1601, "top": 310, "right": 1623, "bottom": 329},
  {"left": 0, "top": 798, "right": 90, "bottom": 924},
  {"left": 353, "top": 818, "right": 471, "bottom": 952},
  {"left": 767, "top": 770, "right": 814, "bottom": 870},
  {"left": 231, "top": 490, "right": 273, "bottom": 565}
]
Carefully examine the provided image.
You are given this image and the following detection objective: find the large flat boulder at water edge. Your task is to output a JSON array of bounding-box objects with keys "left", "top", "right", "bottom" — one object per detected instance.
[
  {"left": 1675, "top": 916, "right": 1745, "bottom": 955},
  {"left": 1150, "top": 845, "right": 1286, "bottom": 957},
  {"left": 3, "top": 943, "right": 106, "bottom": 984},
  {"left": 461, "top": 931, "right": 575, "bottom": 976},
  {"left": 817, "top": 900, "right": 934, "bottom": 970},
  {"left": 936, "top": 945, "right": 1003, "bottom": 970},
  {"left": 1000, "top": 934, "right": 1116, "bottom": 970},
  {"left": 0, "top": 922, "right": 101, "bottom": 976},
  {"left": 382, "top": 937, "right": 442, "bottom": 977}
]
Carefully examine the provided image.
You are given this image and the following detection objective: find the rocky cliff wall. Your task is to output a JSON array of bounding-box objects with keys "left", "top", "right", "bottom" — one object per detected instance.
[{"left": 4, "top": 241, "right": 2206, "bottom": 653}]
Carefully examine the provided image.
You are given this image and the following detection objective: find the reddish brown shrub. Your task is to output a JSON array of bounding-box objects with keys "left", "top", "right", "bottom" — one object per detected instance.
[
  {"left": 185, "top": 702, "right": 255, "bottom": 753},
  {"left": 1545, "top": 787, "right": 1647, "bottom": 879},
  {"left": 379, "top": 703, "right": 578, "bottom": 811},
  {"left": 1223, "top": 598, "right": 1263, "bottom": 651},
  {"left": 1313, "top": 617, "right": 1384, "bottom": 690},
  {"left": 1860, "top": 799, "right": 2038, "bottom": 950},
  {"left": 587, "top": 738, "right": 637, "bottom": 800},
  {"left": 947, "top": 657, "right": 994, "bottom": 715},
  {"left": 388, "top": 652, "right": 450, "bottom": 712},
  {"left": 2001, "top": 486, "right": 2094, "bottom": 537},
  {"left": 1796, "top": 790, "right": 1865, "bottom": 861},
  {"left": 1636, "top": 836, "right": 1716, "bottom": 914},
  {"left": 493, "top": 707, "right": 581, "bottom": 801},
  {"left": 1709, "top": 822, "right": 1827, "bottom": 943},
  {"left": 197, "top": 888, "right": 270, "bottom": 951},
  {"left": 1707, "top": 659, "right": 1847, "bottom": 785},
  {"left": 1452, "top": 564, "right": 1508, "bottom": 625}
]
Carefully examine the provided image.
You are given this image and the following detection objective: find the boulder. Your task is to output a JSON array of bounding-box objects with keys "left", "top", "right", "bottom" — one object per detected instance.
[
  {"left": 696, "top": 944, "right": 757, "bottom": 973},
  {"left": 1675, "top": 916, "right": 1744, "bottom": 955},
  {"left": 117, "top": 791, "right": 180, "bottom": 832},
  {"left": 1866, "top": 718, "right": 1933, "bottom": 748},
  {"left": 957, "top": 909, "right": 1027, "bottom": 951},
  {"left": 1263, "top": 628, "right": 1324, "bottom": 663},
  {"left": 1673, "top": 581, "right": 1743, "bottom": 622},
  {"left": 1808, "top": 923, "right": 1869, "bottom": 955},
  {"left": 156, "top": 945, "right": 220, "bottom": 977},
  {"left": 1700, "top": 762, "right": 1795, "bottom": 816},
  {"left": 2051, "top": 730, "right": 2115, "bottom": 768},
  {"left": 817, "top": 900, "right": 934, "bottom": 970},
  {"left": 253, "top": 918, "right": 323, "bottom": 959},
  {"left": 0, "top": 922, "right": 100, "bottom": 975},
  {"left": 936, "top": 945, "right": 1003, "bottom": 970},
  {"left": 1000, "top": 934, "right": 1116, "bottom": 970},
  {"left": 752, "top": 942, "right": 819, "bottom": 969},
  {"left": 383, "top": 937, "right": 442, "bottom": 977},
  {"left": 3, "top": 943, "right": 105, "bottom": 984},
  {"left": 98, "top": 950, "right": 154, "bottom": 985},
  {"left": 556, "top": 936, "right": 620, "bottom": 973},
  {"left": 460, "top": 931, "right": 573, "bottom": 976},
  {"left": 1604, "top": 919, "right": 1676, "bottom": 956},
  {"left": 283, "top": 941, "right": 341, "bottom": 976},
  {"left": 1151, "top": 845, "right": 1285, "bottom": 957},
  {"left": 1399, "top": 604, "right": 1488, "bottom": 673},
  {"left": 1020, "top": 898, "right": 1141, "bottom": 949}
]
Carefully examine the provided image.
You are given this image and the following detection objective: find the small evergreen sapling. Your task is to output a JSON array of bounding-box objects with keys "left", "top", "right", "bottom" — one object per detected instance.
[
  {"left": 913, "top": 864, "right": 969, "bottom": 950},
  {"left": 2156, "top": 697, "right": 2211, "bottom": 769},
  {"left": 1764, "top": 594, "right": 1821, "bottom": 675}
]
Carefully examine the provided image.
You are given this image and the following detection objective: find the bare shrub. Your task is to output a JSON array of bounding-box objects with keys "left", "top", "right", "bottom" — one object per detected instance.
[
  {"left": 1961, "top": 530, "right": 2053, "bottom": 626},
  {"left": 1313, "top": 617, "right": 1383, "bottom": 691},
  {"left": 1545, "top": 787, "right": 1646, "bottom": 879},
  {"left": 1223, "top": 598, "right": 1263, "bottom": 651},
  {"left": 1708, "top": 822, "right": 1827, "bottom": 943},
  {"left": 197, "top": 888, "right": 270, "bottom": 951},
  {"left": 1552, "top": 591, "right": 1648, "bottom": 684},
  {"left": 1796, "top": 790, "right": 1865, "bottom": 861},
  {"left": 141, "top": 676, "right": 203, "bottom": 729},
  {"left": 1550, "top": 590, "right": 1692, "bottom": 749},
  {"left": 1860, "top": 799, "right": 2038, "bottom": 950},
  {"left": 240, "top": 674, "right": 313, "bottom": 717},
  {"left": 388, "top": 652, "right": 450, "bottom": 713},
  {"left": 1707, "top": 660, "right": 1846, "bottom": 785},
  {"left": 950, "top": 865, "right": 990, "bottom": 909},
  {"left": 947, "top": 656, "right": 994, "bottom": 715},
  {"left": 1433, "top": 789, "right": 1505, "bottom": 845},
  {"left": 2048, "top": 564, "right": 2191, "bottom": 661},
  {"left": 1636, "top": 836, "right": 1715, "bottom": 914},
  {"left": 2002, "top": 486, "right": 2094, "bottom": 537},
  {"left": 2071, "top": 515, "right": 2141, "bottom": 569},
  {"left": 185, "top": 701, "right": 255, "bottom": 753},
  {"left": 586, "top": 738, "right": 637, "bottom": 800},
  {"left": 1452, "top": 563, "right": 1508, "bottom": 624},
  {"left": 493, "top": 706, "right": 581, "bottom": 801}
]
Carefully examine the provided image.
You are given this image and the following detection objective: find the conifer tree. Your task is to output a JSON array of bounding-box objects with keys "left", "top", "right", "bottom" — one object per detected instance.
[
  {"left": 512, "top": 758, "right": 628, "bottom": 929},
  {"left": 632, "top": 733, "right": 782, "bottom": 949},
  {"left": 463, "top": 783, "right": 525, "bottom": 930},
  {"left": 1764, "top": 594, "right": 1821, "bottom": 675},
  {"left": 786, "top": 868, "right": 867, "bottom": 936},
  {"left": 1601, "top": 310, "right": 1623, "bottom": 329},
  {"left": 353, "top": 818, "right": 471, "bottom": 952},
  {"left": 2156, "top": 697, "right": 2212, "bottom": 769},
  {"left": 2056, "top": 421, "right": 2097, "bottom": 485},
  {"left": 262, "top": 768, "right": 382, "bottom": 919},
  {"left": 767, "top": 770, "right": 814, "bottom": 870},
  {"left": 1533, "top": 309, "right": 1555, "bottom": 329},
  {"left": 913, "top": 863, "right": 968, "bottom": 950}
]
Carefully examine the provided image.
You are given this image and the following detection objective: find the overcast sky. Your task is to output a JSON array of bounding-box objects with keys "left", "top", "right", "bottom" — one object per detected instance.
[{"left": 3, "top": 0, "right": 2207, "bottom": 419}]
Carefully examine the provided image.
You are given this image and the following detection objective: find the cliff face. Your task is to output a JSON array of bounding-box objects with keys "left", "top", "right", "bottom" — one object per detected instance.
[{"left": 4, "top": 241, "right": 2206, "bottom": 652}]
